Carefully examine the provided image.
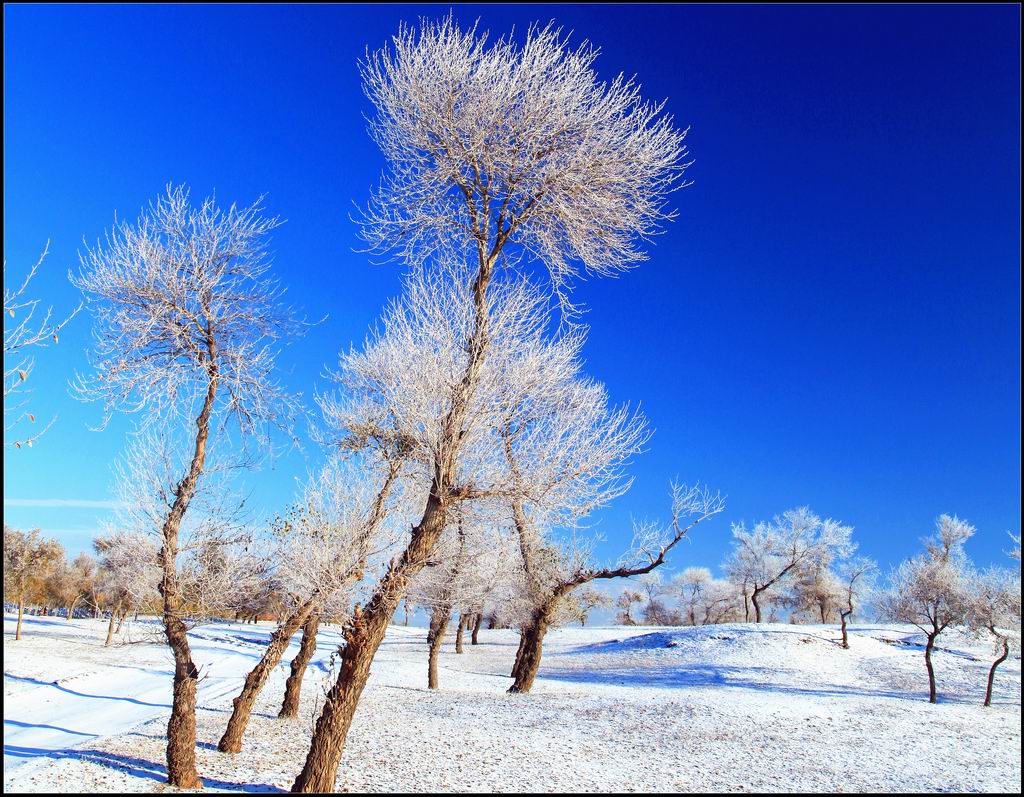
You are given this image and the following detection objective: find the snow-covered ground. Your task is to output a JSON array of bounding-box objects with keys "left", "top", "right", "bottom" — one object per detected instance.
[{"left": 4, "top": 613, "right": 1020, "bottom": 792}]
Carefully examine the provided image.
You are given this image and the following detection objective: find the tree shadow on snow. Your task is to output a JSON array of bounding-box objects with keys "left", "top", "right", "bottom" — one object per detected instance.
[
  {"left": 4, "top": 719, "right": 98, "bottom": 738},
  {"left": 2, "top": 674, "right": 171, "bottom": 708},
  {"left": 3, "top": 746, "right": 285, "bottom": 792},
  {"left": 537, "top": 664, "right": 982, "bottom": 705}
]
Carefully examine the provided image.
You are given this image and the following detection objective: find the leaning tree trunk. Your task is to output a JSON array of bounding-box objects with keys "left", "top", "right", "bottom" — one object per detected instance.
[
  {"left": 455, "top": 614, "right": 468, "bottom": 654},
  {"left": 115, "top": 604, "right": 128, "bottom": 635},
  {"left": 291, "top": 489, "right": 456, "bottom": 792},
  {"left": 511, "top": 629, "right": 529, "bottom": 677},
  {"left": 427, "top": 606, "right": 452, "bottom": 689},
  {"left": 105, "top": 600, "right": 122, "bottom": 647},
  {"left": 219, "top": 597, "right": 318, "bottom": 752},
  {"left": 280, "top": 612, "right": 321, "bottom": 719},
  {"left": 924, "top": 632, "right": 938, "bottom": 704},
  {"left": 840, "top": 609, "right": 852, "bottom": 649},
  {"left": 984, "top": 631, "right": 1010, "bottom": 708},
  {"left": 508, "top": 599, "right": 559, "bottom": 694},
  {"left": 158, "top": 368, "right": 218, "bottom": 789},
  {"left": 471, "top": 613, "right": 482, "bottom": 645},
  {"left": 291, "top": 256, "right": 494, "bottom": 794},
  {"left": 67, "top": 596, "right": 80, "bottom": 622}
]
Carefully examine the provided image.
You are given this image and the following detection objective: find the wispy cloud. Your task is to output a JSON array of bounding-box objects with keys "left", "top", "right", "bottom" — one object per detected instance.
[{"left": 4, "top": 498, "right": 125, "bottom": 509}]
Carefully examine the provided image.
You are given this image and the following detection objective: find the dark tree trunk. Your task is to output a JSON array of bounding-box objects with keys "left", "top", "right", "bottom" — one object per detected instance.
[
  {"left": 925, "top": 632, "right": 938, "bottom": 704},
  {"left": 219, "top": 597, "right": 318, "bottom": 752},
  {"left": 291, "top": 255, "right": 495, "bottom": 793},
  {"left": 508, "top": 599, "right": 558, "bottom": 694},
  {"left": 984, "top": 632, "right": 1009, "bottom": 707},
  {"left": 751, "top": 588, "right": 764, "bottom": 623},
  {"left": 158, "top": 366, "right": 218, "bottom": 789},
  {"left": 742, "top": 588, "right": 750, "bottom": 623},
  {"left": 427, "top": 606, "right": 451, "bottom": 689},
  {"left": 511, "top": 629, "right": 528, "bottom": 677},
  {"left": 105, "top": 601, "right": 121, "bottom": 647},
  {"left": 291, "top": 489, "right": 454, "bottom": 793},
  {"left": 455, "top": 614, "right": 468, "bottom": 654},
  {"left": 67, "top": 596, "right": 80, "bottom": 622},
  {"left": 840, "top": 609, "right": 851, "bottom": 649},
  {"left": 471, "top": 612, "right": 482, "bottom": 645},
  {"left": 280, "top": 612, "right": 321, "bottom": 719}
]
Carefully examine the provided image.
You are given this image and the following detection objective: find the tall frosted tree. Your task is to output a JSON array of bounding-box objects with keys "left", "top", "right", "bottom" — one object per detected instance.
[
  {"left": 293, "top": 16, "right": 691, "bottom": 792},
  {"left": 72, "top": 186, "right": 303, "bottom": 788},
  {"left": 881, "top": 514, "right": 975, "bottom": 704}
]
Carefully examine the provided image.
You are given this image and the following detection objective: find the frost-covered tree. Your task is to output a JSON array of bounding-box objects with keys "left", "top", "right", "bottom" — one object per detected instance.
[
  {"left": 93, "top": 531, "right": 161, "bottom": 646},
  {"left": 837, "top": 556, "right": 877, "bottom": 649},
  {"left": 615, "top": 588, "right": 644, "bottom": 625},
  {"left": 218, "top": 455, "right": 406, "bottom": 752},
  {"left": 72, "top": 186, "right": 304, "bottom": 788},
  {"left": 699, "top": 577, "right": 745, "bottom": 625},
  {"left": 293, "top": 14, "right": 691, "bottom": 789},
  {"left": 966, "top": 566, "right": 1021, "bottom": 707},
  {"left": 509, "top": 485, "right": 724, "bottom": 693},
  {"left": 786, "top": 562, "right": 845, "bottom": 624},
  {"left": 881, "top": 514, "right": 975, "bottom": 704},
  {"left": 674, "top": 567, "right": 712, "bottom": 626},
  {"left": 565, "top": 586, "right": 612, "bottom": 627},
  {"left": 635, "top": 571, "right": 678, "bottom": 625},
  {"left": 410, "top": 511, "right": 510, "bottom": 688},
  {"left": 726, "top": 508, "right": 854, "bottom": 623},
  {"left": 3, "top": 526, "right": 64, "bottom": 639},
  {"left": 4, "top": 242, "right": 80, "bottom": 449}
]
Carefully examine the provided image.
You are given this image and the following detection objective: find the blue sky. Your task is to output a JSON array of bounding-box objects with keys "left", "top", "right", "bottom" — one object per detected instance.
[{"left": 3, "top": 4, "right": 1020, "bottom": 579}]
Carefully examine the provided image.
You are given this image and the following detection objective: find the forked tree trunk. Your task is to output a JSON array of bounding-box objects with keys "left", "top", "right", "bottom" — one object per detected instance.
[
  {"left": 471, "top": 613, "right": 482, "bottom": 645},
  {"left": 115, "top": 604, "right": 127, "bottom": 634},
  {"left": 428, "top": 606, "right": 452, "bottom": 689},
  {"left": 984, "top": 631, "right": 1009, "bottom": 707},
  {"left": 280, "top": 612, "right": 321, "bottom": 719},
  {"left": 67, "top": 596, "right": 80, "bottom": 622},
  {"left": 751, "top": 588, "right": 765, "bottom": 623},
  {"left": 508, "top": 598, "right": 559, "bottom": 694},
  {"left": 219, "top": 597, "right": 318, "bottom": 752},
  {"left": 924, "top": 632, "right": 938, "bottom": 704},
  {"left": 455, "top": 614, "right": 468, "bottom": 654}
]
